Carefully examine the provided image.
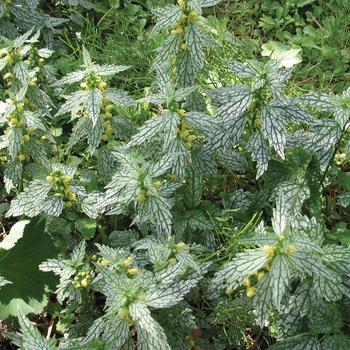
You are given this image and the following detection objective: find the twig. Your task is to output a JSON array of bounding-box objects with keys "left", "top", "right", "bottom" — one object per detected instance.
[
  {"left": 246, "top": 329, "right": 263, "bottom": 350},
  {"left": 46, "top": 320, "right": 54, "bottom": 340}
]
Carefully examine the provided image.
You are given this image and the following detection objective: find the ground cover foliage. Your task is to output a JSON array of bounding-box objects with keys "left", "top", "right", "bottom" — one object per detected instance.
[{"left": 0, "top": 0, "right": 350, "bottom": 349}]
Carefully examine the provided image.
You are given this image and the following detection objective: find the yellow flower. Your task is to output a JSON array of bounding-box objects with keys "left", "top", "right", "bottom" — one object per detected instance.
[
  {"left": 9, "top": 117, "right": 19, "bottom": 126},
  {"left": 118, "top": 307, "right": 130, "bottom": 319},
  {"left": 16, "top": 103, "right": 24, "bottom": 113},
  {"left": 98, "top": 81, "right": 107, "bottom": 91},
  {"left": 5, "top": 54, "right": 13, "bottom": 65},
  {"left": 23, "top": 135, "right": 30, "bottom": 142},
  {"left": 256, "top": 271, "right": 265, "bottom": 281},
  {"left": 153, "top": 180, "right": 162, "bottom": 189},
  {"left": 127, "top": 267, "right": 139, "bottom": 275},
  {"left": 177, "top": 0, "right": 186, "bottom": 9},
  {"left": 168, "top": 257, "right": 177, "bottom": 265},
  {"left": 175, "top": 25, "right": 184, "bottom": 34},
  {"left": 138, "top": 192, "right": 146, "bottom": 202},
  {"left": 175, "top": 241, "right": 186, "bottom": 251},
  {"left": 180, "top": 43, "right": 187, "bottom": 50},
  {"left": 67, "top": 192, "right": 77, "bottom": 201},
  {"left": 99, "top": 259, "right": 110, "bottom": 266},
  {"left": 225, "top": 287, "right": 234, "bottom": 295},
  {"left": 61, "top": 175, "right": 72, "bottom": 184},
  {"left": 246, "top": 287, "right": 256, "bottom": 298},
  {"left": 81, "top": 276, "right": 90, "bottom": 288},
  {"left": 103, "top": 112, "right": 112, "bottom": 119},
  {"left": 188, "top": 10, "right": 198, "bottom": 22},
  {"left": 121, "top": 256, "right": 133, "bottom": 268},
  {"left": 177, "top": 109, "right": 186, "bottom": 117},
  {"left": 242, "top": 278, "right": 250, "bottom": 287},
  {"left": 262, "top": 245, "right": 276, "bottom": 258},
  {"left": 187, "top": 135, "right": 197, "bottom": 142},
  {"left": 137, "top": 295, "right": 146, "bottom": 302},
  {"left": 3, "top": 72, "right": 13, "bottom": 80},
  {"left": 287, "top": 244, "right": 297, "bottom": 256}
]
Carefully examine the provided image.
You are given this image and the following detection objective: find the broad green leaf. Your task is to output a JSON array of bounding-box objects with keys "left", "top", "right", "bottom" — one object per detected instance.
[
  {"left": 75, "top": 218, "right": 97, "bottom": 240},
  {"left": 0, "top": 219, "right": 58, "bottom": 319},
  {"left": 261, "top": 41, "right": 302, "bottom": 68}
]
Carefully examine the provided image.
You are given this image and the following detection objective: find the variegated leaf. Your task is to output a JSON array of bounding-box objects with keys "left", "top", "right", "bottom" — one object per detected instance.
[{"left": 247, "top": 131, "right": 270, "bottom": 178}]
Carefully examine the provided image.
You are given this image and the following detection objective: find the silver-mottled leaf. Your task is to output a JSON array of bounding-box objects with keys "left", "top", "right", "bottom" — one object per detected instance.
[
  {"left": 262, "top": 106, "right": 286, "bottom": 159},
  {"left": 247, "top": 131, "right": 270, "bottom": 178}
]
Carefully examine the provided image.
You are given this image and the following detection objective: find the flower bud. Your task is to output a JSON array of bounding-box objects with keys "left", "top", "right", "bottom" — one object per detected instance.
[
  {"left": 175, "top": 241, "right": 186, "bottom": 251},
  {"left": 127, "top": 267, "right": 139, "bottom": 275},
  {"left": 168, "top": 257, "right": 177, "bottom": 265},
  {"left": 3, "top": 72, "right": 13, "bottom": 80},
  {"left": 153, "top": 180, "right": 162, "bottom": 189},
  {"left": 99, "top": 259, "right": 110, "bottom": 266}
]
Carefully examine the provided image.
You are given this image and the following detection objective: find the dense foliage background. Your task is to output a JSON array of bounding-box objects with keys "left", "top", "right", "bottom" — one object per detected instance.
[{"left": 0, "top": 0, "right": 350, "bottom": 349}]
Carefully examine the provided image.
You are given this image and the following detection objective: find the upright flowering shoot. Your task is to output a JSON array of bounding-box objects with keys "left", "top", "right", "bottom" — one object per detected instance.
[
  {"left": 0, "top": 29, "right": 54, "bottom": 94},
  {"left": 0, "top": 30, "right": 55, "bottom": 192},
  {"left": 101, "top": 150, "right": 180, "bottom": 236},
  {"left": 207, "top": 59, "right": 313, "bottom": 178},
  {"left": 39, "top": 241, "right": 92, "bottom": 304},
  {"left": 128, "top": 84, "right": 219, "bottom": 178},
  {"left": 212, "top": 189, "right": 350, "bottom": 324},
  {"left": 152, "top": 0, "right": 222, "bottom": 101},
  {"left": 78, "top": 242, "right": 204, "bottom": 350},
  {"left": 0, "top": 95, "right": 52, "bottom": 193},
  {"left": 294, "top": 86, "right": 350, "bottom": 170},
  {"left": 53, "top": 47, "right": 134, "bottom": 152},
  {"left": 6, "top": 163, "right": 97, "bottom": 218}
]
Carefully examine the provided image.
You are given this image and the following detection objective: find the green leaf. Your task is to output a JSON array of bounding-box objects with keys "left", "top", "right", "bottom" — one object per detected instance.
[
  {"left": 0, "top": 219, "right": 58, "bottom": 319},
  {"left": 75, "top": 218, "right": 97, "bottom": 240},
  {"left": 261, "top": 41, "right": 302, "bottom": 68}
]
